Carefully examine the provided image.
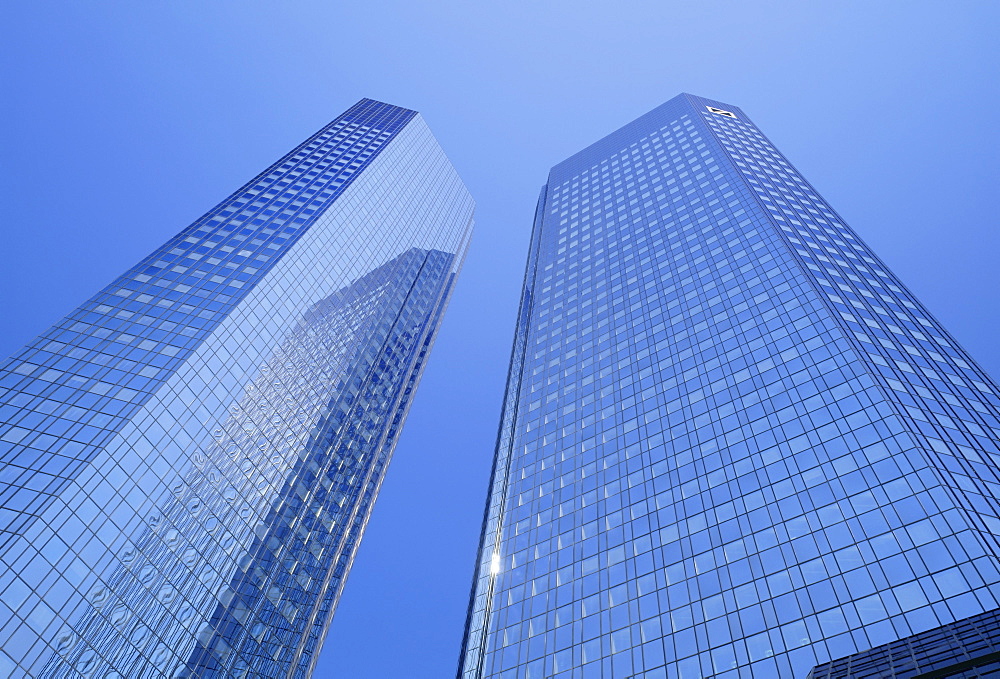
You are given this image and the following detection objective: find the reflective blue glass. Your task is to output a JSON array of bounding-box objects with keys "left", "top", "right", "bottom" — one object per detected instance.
[
  {"left": 0, "top": 99, "right": 474, "bottom": 677},
  {"left": 808, "top": 606, "right": 1000, "bottom": 677},
  {"left": 458, "top": 94, "right": 1000, "bottom": 679}
]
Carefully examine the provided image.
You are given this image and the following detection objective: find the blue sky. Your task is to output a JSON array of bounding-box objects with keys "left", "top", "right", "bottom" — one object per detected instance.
[{"left": 2, "top": 2, "right": 999, "bottom": 676}]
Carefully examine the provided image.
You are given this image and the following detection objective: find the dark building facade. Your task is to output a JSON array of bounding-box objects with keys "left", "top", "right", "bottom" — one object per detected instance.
[{"left": 808, "top": 606, "right": 1000, "bottom": 678}]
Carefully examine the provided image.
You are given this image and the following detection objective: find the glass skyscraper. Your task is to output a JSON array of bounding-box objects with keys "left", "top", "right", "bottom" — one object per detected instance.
[
  {"left": 0, "top": 99, "right": 473, "bottom": 678},
  {"left": 458, "top": 93, "right": 1000, "bottom": 678}
]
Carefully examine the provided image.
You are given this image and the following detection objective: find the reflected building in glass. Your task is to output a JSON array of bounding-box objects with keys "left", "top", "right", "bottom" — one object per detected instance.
[
  {"left": 0, "top": 99, "right": 473, "bottom": 678},
  {"left": 458, "top": 94, "right": 1000, "bottom": 678}
]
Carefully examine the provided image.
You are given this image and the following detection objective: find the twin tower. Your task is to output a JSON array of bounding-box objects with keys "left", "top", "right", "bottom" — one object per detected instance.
[{"left": 2, "top": 95, "right": 1000, "bottom": 678}]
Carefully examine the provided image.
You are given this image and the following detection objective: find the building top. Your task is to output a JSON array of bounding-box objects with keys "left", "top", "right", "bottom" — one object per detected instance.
[{"left": 548, "top": 93, "right": 744, "bottom": 185}]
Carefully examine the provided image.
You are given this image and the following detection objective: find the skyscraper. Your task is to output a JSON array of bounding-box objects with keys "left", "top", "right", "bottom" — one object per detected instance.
[
  {"left": 0, "top": 99, "right": 474, "bottom": 678},
  {"left": 458, "top": 94, "right": 1000, "bottom": 678}
]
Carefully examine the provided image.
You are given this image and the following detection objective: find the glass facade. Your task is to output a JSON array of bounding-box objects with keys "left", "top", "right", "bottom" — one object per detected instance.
[
  {"left": 458, "top": 93, "right": 1000, "bottom": 679},
  {"left": 0, "top": 98, "right": 474, "bottom": 678},
  {"left": 808, "top": 606, "right": 1000, "bottom": 678}
]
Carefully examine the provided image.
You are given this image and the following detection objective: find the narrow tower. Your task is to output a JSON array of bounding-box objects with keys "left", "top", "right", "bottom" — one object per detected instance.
[
  {"left": 0, "top": 99, "right": 474, "bottom": 678},
  {"left": 459, "top": 94, "right": 1000, "bottom": 678}
]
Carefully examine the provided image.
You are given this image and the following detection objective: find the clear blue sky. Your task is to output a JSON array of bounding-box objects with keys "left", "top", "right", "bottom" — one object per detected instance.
[{"left": 2, "top": 2, "right": 998, "bottom": 676}]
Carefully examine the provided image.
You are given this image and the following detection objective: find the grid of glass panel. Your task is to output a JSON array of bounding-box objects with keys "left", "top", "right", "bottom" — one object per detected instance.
[
  {"left": 459, "top": 94, "right": 1000, "bottom": 679},
  {"left": 808, "top": 605, "right": 1000, "bottom": 678},
  {"left": 0, "top": 99, "right": 474, "bottom": 677}
]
